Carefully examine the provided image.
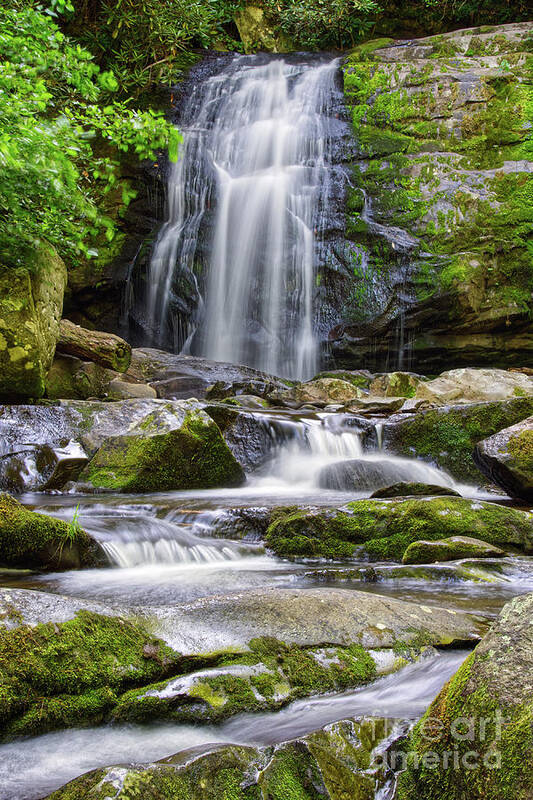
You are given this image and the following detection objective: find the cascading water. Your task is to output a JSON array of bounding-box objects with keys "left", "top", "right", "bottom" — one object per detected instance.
[{"left": 146, "top": 55, "right": 342, "bottom": 379}]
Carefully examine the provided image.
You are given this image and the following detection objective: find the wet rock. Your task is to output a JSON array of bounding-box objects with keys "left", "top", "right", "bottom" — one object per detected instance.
[
  {"left": 0, "top": 441, "right": 89, "bottom": 492},
  {"left": 204, "top": 404, "right": 280, "bottom": 472},
  {"left": 344, "top": 396, "right": 406, "bottom": 414},
  {"left": 266, "top": 498, "right": 533, "bottom": 561},
  {"left": 317, "top": 458, "right": 451, "bottom": 492},
  {"left": 402, "top": 536, "right": 505, "bottom": 565},
  {"left": 79, "top": 401, "right": 245, "bottom": 492},
  {"left": 398, "top": 592, "right": 533, "bottom": 800},
  {"left": 0, "top": 495, "right": 101, "bottom": 571},
  {"left": 383, "top": 397, "right": 533, "bottom": 482},
  {"left": 206, "top": 507, "right": 271, "bottom": 540},
  {"left": 46, "top": 717, "right": 407, "bottom": 800},
  {"left": 370, "top": 482, "right": 461, "bottom": 499},
  {"left": 410, "top": 368, "right": 533, "bottom": 408},
  {"left": 0, "top": 243, "right": 67, "bottom": 401},
  {"left": 473, "top": 416, "right": 533, "bottom": 502}
]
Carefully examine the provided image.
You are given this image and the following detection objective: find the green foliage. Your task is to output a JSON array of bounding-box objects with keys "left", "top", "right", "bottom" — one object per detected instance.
[
  {"left": 261, "top": 0, "right": 380, "bottom": 50},
  {"left": 0, "top": 2, "right": 180, "bottom": 269}
]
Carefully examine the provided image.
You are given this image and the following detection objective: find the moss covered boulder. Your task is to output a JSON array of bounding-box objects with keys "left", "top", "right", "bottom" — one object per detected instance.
[
  {"left": 397, "top": 592, "right": 533, "bottom": 800},
  {"left": 266, "top": 497, "right": 533, "bottom": 560},
  {"left": 402, "top": 535, "right": 505, "bottom": 565},
  {"left": 0, "top": 243, "right": 67, "bottom": 401},
  {"left": 474, "top": 416, "right": 533, "bottom": 501},
  {"left": 46, "top": 717, "right": 405, "bottom": 800},
  {"left": 383, "top": 398, "right": 533, "bottom": 482},
  {"left": 80, "top": 402, "right": 245, "bottom": 492},
  {"left": 0, "top": 494, "right": 100, "bottom": 570}
]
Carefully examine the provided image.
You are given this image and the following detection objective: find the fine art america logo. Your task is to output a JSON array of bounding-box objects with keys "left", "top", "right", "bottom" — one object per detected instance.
[{"left": 370, "top": 712, "right": 509, "bottom": 771}]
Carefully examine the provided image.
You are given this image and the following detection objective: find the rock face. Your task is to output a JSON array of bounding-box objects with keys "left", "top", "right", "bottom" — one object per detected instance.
[
  {"left": 383, "top": 397, "right": 533, "bottom": 482},
  {"left": 46, "top": 717, "right": 406, "bottom": 800},
  {"left": 402, "top": 535, "right": 505, "bottom": 565},
  {"left": 474, "top": 416, "right": 533, "bottom": 502},
  {"left": 0, "top": 494, "right": 101, "bottom": 570},
  {"left": 398, "top": 592, "right": 533, "bottom": 800},
  {"left": 0, "top": 399, "right": 245, "bottom": 492},
  {"left": 0, "top": 243, "right": 67, "bottom": 401},
  {"left": 333, "top": 24, "right": 533, "bottom": 372},
  {"left": 266, "top": 498, "right": 533, "bottom": 560}
]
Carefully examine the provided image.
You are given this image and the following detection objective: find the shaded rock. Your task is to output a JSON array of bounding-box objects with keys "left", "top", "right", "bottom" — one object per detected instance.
[
  {"left": 234, "top": 5, "right": 294, "bottom": 53},
  {"left": 205, "top": 404, "right": 278, "bottom": 472},
  {"left": 266, "top": 498, "right": 533, "bottom": 561},
  {"left": 474, "top": 416, "right": 533, "bottom": 502},
  {"left": 206, "top": 380, "right": 279, "bottom": 402},
  {"left": 127, "top": 348, "right": 289, "bottom": 400},
  {"left": 312, "top": 369, "right": 374, "bottom": 389},
  {"left": 371, "top": 482, "right": 461, "bottom": 498},
  {"left": 411, "top": 368, "right": 533, "bottom": 407},
  {"left": 383, "top": 397, "right": 533, "bottom": 482},
  {"left": 106, "top": 379, "right": 157, "bottom": 400},
  {"left": 402, "top": 536, "right": 505, "bottom": 565},
  {"left": 46, "top": 717, "right": 407, "bottom": 800},
  {"left": 0, "top": 243, "right": 67, "bottom": 401},
  {"left": 0, "top": 494, "right": 101, "bottom": 571},
  {"left": 398, "top": 592, "right": 533, "bottom": 800},
  {"left": 318, "top": 457, "right": 455, "bottom": 492},
  {"left": 46, "top": 356, "right": 156, "bottom": 401},
  {"left": 344, "top": 396, "right": 406, "bottom": 414},
  {"left": 79, "top": 401, "right": 245, "bottom": 492}
]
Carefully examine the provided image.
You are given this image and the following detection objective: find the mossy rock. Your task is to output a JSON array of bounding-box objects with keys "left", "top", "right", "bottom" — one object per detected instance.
[
  {"left": 402, "top": 535, "right": 505, "bottom": 564},
  {"left": 371, "top": 482, "right": 461, "bottom": 498},
  {"left": 0, "top": 494, "right": 100, "bottom": 570},
  {"left": 80, "top": 408, "right": 245, "bottom": 492},
  {"left": 0, "top": 243, "right": 67, "bottom": 401},
  {"left": 397, "top": 592, "right": 533, "bottom": 800},
  {"left": 266, "top": 497, "right": 533, "bottom": 561},
  {"left": 474, "top": 416, "right": 533, "bottom": 501},
  {"left": 384, "top": 398, "right": 533, "bottom": 482}
]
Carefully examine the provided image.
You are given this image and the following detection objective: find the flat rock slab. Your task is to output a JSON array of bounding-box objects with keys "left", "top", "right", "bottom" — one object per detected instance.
[{"left": 0, "top": 587, "right": 487, "bottom": 654}]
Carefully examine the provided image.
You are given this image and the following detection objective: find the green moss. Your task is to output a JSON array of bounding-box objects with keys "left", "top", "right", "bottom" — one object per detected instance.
[
  {"left": 0, "top": 493, "right": 99, "bottom": 570},
  {"left": 387, "top": 399, "right": 533, "bottom": 481},
  {"left": 402, "top": 536, "right": 503, "bottom": 564},
  {"left": 0, "top": 610, "right": 181, "bottom": 738},
  {"left": 508, "top": 428, "right": 533, "bottom": 474},
  {"left": 81, "top": 410, "right": 244, "bottom": 492},
  {"left": 266, "top": 497, "right": 532, "bottom": 561}
]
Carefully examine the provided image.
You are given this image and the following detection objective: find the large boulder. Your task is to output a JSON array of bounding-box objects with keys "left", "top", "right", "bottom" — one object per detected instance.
[
  {"left": 410, "top": 368, "right": 533, "bottom": 408},
  {"left": 0, "top": 494, "right": 101, "bottom": 570},
  {"left": 474, "top": 416, "right": 533, "bottom": 502},
  {"left": 273, "top": 378, "right": 364, "bottom": 408},
  {"left": 398, "top": 592, "right": 533, "bottom": 800},
  {"left": 317, "top": 457, "right": 455, "bottom": 492},
  {"left": 0, "top": 243, "right": 67, "bottom": 401},
  {"left": 383, "top": 398, "right": 533, "bottom": 482},
  {"left": 79, "top": 401, "right": 245, "bottom": 492},
  {"left": 402, "top": 536, "right": 505, "bottom": 565},
  {"left": 266, "top": 498, "right": 533, "bottom": 560}
]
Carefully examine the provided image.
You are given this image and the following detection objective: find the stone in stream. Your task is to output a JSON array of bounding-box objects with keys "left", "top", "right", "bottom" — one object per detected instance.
[
  {"left": 0, "top": 399, "right": 244, "bottom": 492},
  {"left": 0, "top": 441, "right": 89, "bottom": 492},
  {"left": 45, "top": 716, "right": 407, "bottom": 800},
  {"left": 473, "top": 416, "right": 533, "bottom": 502},
  {"left": 371, "top": 482, "right": 461, "bottom": 498},
  {"left": 397, "top": 592, "right": 533, "bottom": 800},
  {"left": 0, "top": 494, "right": 102, "bottom": 570},
  {"left": 266, "top": 497, "right": 533, "bottom": 560},
  {"left": 0, "top": 586, "right": 486, "bottom": 738},
  {"left": 0, "top": 243, "right": 67, "bottom": 402},
  {"left": 383, "top": 397, "right": 533, "bottom": 482},
  {"left": 317, "top": 458, "right": 453, "bottom": 492},
  {"left": 402, "top": 536, "right": 505, "bottom": 565}
]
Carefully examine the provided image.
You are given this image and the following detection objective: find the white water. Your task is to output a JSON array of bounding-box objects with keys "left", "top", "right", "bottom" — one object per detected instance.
[
  {"left": 0, "top": 650, "right": 467, "bottom": 800},
  {"left": 147, "top": 56, "right": 341, "bottom": 379}
]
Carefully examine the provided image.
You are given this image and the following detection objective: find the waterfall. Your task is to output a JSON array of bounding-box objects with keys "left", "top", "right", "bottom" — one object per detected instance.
[{"left": 146, "top": 55, "right": 341, "bottom": 380}]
